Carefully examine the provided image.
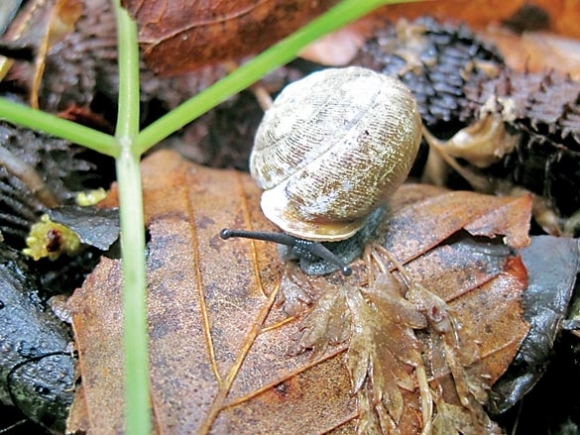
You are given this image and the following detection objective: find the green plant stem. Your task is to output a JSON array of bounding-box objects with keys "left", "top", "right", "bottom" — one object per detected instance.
[
  {"left": 113, "top": 3, "right": 150, "bottom": 435},
  {"left": 115, "top": 0, "right": 151, "bottom": 435},
  {"left": 115, "top": 148, "right": 149, "bottom": 435},
  {"left": 0, "top": 99, "right": 119, "bottom": 156},
  {"left": 116, "top": 2, "right": 140, "bottom": 141},
  {"left": 134, "top": 0, "right": 417, "bottom": 155}
]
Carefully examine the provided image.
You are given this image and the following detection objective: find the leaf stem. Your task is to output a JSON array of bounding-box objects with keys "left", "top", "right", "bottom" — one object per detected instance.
[
  {"left": 133, "top": 0, "right": 417, "bottom": 155},
  {"left": 115, "top": 1, "right": 140, "bottom": 142},
  {"left": 115, "top": 148, "right": 149, "bottom": 435},
  {"left": 113, "top": 3, "right": 150, "bottom": 435}
]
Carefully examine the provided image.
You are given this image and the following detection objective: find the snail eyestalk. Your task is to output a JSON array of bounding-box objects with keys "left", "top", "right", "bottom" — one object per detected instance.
[{"left": 220, "top": 228, "right": 352, "bottom": 276}]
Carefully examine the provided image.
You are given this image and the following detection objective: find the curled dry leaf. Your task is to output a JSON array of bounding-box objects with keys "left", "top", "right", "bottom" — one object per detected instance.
[
  {"left": 122, "top": 0, "right": 339, "bottom": 75},
  {"left": 68, "top": 150, "right": 533, "bottom": 434}
]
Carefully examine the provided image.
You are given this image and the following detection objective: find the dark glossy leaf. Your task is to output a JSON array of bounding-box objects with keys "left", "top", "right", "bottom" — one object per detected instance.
[
  {"left": 0, "top": 246, "right": 74, "bottom": 433},
  {"left": 488, "top": 235, "right": 580, "bottom": 414},
  {"left": 47, "top": 205, "right": 119, "bottom": 251}
]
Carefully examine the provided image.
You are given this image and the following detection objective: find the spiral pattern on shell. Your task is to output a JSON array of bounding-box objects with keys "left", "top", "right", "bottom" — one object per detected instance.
[{"left": 250, "top": 66, "right": 422, "bottom": 242}]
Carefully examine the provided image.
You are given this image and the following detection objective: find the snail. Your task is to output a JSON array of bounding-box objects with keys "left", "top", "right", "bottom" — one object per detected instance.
[{"left": 221, "top": 66, "right": 422, "bottom": 276}]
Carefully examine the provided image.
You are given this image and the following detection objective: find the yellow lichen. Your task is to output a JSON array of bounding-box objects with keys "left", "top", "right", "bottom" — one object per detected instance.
[
  {"left": 23, "top": 214, "right": 81, "bottom": 261},
  {"left": 75, "top": 188, "right": 107, "bottom": 206}
]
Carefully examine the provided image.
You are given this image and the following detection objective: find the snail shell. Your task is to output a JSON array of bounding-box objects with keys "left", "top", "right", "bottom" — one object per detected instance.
[{"left": 250, "top": 66, "right": 422, "bottom": 242}]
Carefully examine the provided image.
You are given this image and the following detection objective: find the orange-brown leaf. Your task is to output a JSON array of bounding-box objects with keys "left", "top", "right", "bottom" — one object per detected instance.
[
  {"left": 68, "top": 151, "right": 531, "bottom": 434},
  {"left": 122, "top": 0, "right": 339, "bottom": 75},
  {"left": 69, "top": 150, "right": 356, "bottom": 434}
]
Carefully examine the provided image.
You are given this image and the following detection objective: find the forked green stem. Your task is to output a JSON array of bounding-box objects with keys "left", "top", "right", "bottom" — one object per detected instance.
[{"left": 113, "top": 2, "right": 150, "bottom": 435}]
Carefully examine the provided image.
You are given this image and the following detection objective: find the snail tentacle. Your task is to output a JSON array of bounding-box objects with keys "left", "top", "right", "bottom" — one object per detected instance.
[{"left": 220, "top": 228, "right": 352, "bottom": 276}]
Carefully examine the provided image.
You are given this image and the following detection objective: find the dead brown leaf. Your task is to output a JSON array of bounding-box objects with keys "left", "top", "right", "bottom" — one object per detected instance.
[
  {"left": 122, "top": 0, "right": 580, "bottom": 75},
  {"left": 121, "top": 0, "right": 339, "bottom": 75},
  {"left": 69, "top": 150, "right": 356, "bottom": 434},
  {"left": 68, "top": 150, "right": 531, "bottom": 434},
  {"left": 370, "top": 0, "right": 580, "bottom": 38}
]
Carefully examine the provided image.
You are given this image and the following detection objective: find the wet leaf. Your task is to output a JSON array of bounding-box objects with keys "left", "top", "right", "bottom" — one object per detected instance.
[
  {"left": 288, "top": 281, "right": 351, "bottom": 357},
  {"left": 431, "top": 391, "right": 499, "bottom": 435},
  {"left": 69, "top": 150, "right": 356, "bottom": 434},
  {"left": 488, "top": 235, "right": 580, "bottom": 414},
  {"left": 47, "top": 206, "right": 119, "bottom": 251},
  {"left": 0, "top": 246, "right": 74, "bottom": 433},
  {"left": 122, "top": 0, "right": 339, "bottom": 75},
  {"left": 67, "top": 151, "right": 536, "bottom": 434},
  {"left": 346, "top": 280, "right": 423, "bottom": 426}
]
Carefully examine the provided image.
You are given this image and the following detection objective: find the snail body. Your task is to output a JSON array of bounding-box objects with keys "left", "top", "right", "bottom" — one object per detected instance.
[
  {"left": 250, "top": 66, "right": 422, "bottom": 242},
  {"left": 222, "top": 66, "right": 422, "bottom": 276}
]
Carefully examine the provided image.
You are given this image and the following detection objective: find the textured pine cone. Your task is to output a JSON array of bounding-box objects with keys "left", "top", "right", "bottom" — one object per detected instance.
[
  {"left": 352, "top": 16, "right": 504, "bottom": 133},
  {"left": 462, "top": 70, "right": 580, "bottom": 216},
  {"left": 352, "top": 16, "right": 580, "bottom": 221}
]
